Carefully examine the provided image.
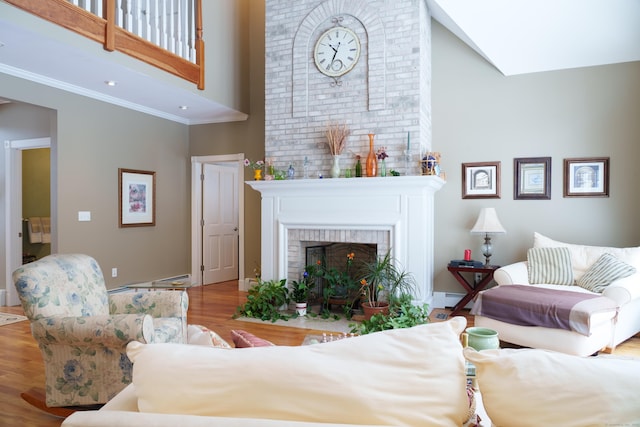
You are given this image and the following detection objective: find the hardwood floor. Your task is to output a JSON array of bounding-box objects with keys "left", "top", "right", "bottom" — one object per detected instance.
[{"left": 1, "top": 281, "right": 638, "bottom": 426}]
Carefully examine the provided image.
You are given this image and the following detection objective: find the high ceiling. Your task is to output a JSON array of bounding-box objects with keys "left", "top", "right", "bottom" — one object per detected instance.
[
  {"left": 426, "top": 0, "right": 640, "bottom": 76},
  {"left": 1, "top": 1, "right": 639, "bottom": 124}
]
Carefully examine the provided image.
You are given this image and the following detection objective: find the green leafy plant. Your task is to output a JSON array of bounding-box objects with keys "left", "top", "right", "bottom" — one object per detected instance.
[
  {"left": 290, "top": 271, "right": 310, "bottom": 303},
  {"left": 358, "top": 250, "right": 416, "bottom": 307},
  {"left": 234, "top": 278, "right": 290, "bottom": 322},
  {"left": 351, "top": 294, "right": 429, "bottom": 335}
]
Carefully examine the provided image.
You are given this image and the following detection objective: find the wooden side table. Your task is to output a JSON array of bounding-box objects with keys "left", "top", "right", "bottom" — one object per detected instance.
[{"left": 447, "top": 264, "right": 500, "bottom": 316}]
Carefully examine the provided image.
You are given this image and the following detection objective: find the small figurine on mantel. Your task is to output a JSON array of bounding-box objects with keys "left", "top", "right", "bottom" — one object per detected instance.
[{"left": 421, "top": 152, "right": 442, "bottom": 176}]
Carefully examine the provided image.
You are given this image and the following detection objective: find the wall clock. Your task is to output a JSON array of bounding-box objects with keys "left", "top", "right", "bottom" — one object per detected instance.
[{"left": 313, "top": 26, "right": 361, "bottom": 78}]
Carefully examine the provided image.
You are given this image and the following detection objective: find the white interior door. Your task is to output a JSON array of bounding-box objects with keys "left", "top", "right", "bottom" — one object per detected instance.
[{"left": 202, "top": 162, "right": 239, "bottom": 284}]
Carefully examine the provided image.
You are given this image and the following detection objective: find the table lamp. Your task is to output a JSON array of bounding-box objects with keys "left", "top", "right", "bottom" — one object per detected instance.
[{"left": 470, "top": 208, "right": 506, "bottom": 265}]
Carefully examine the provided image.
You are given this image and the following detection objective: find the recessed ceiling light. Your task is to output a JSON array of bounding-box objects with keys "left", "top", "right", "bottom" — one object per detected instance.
[
  {"left": 179, "top": 105, "right": 188, "bottom": 110},
  {"left": 104, "top": 80, "right": 117, "bottom": 86}
]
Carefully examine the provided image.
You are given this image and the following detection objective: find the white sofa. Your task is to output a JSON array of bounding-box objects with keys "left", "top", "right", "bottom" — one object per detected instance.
[
  {"left": 60, "top": 316, "right": 640, "bottom": 427},
  {"left": 62, "top": 318, "right": 485, "bottom": 427},
  {"left": 474, "top": 232, "right": 640, "bottom": 356}
]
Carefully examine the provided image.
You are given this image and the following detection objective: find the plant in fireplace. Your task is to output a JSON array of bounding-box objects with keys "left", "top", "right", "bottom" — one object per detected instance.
[{"left": 357, "top": 251, "right": 422, "bottom": 320}]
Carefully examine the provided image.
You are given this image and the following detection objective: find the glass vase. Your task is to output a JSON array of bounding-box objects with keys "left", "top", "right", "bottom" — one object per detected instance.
[
  {"left": 253, "top": 169, "right": 262, "bottom": 180},
  {"left": 366, "top": 134, "right": 377, "bottom": 177},
  {"left": 330, "top": 155, "right": 341, "bottom": 178},
  {"left": 380, "top": 159, "right": 387, "bottom": 177}
]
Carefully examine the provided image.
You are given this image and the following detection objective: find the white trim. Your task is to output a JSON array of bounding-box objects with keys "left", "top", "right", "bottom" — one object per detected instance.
[{"left": 190, "top": 154, "right": 245, "bottom": 288}]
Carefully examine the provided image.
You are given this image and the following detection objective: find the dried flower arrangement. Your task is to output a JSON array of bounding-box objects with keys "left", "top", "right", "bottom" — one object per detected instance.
[{"left": 324, "top": 122, "right": 351, "bottom": 155}]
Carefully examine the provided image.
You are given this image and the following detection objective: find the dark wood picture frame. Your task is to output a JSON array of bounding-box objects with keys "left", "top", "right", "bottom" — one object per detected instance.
[
  {"left": 514, "top": 157, "right": 551, "bottom": 200},
  {"left": 118, "top": 168, "right": 156, "bottom": 227},
  {"left": 563, "top": 157, "right": 610, "bottom": 198},
  {"left": 461, "top": 161, "right": 501, "bottom": 199}
]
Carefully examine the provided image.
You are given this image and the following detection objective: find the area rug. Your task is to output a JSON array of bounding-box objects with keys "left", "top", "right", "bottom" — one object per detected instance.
[
  {"left": 236, "top": 315, "right": 355, "bottom": 334},
  {"left": 0, "top": 312, "right": 28, "bottom": 326}
]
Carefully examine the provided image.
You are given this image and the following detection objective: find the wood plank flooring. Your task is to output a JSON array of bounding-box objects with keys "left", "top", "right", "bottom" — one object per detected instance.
[{"left": 1, "top": 281, "right": 638, "bottom": 426}]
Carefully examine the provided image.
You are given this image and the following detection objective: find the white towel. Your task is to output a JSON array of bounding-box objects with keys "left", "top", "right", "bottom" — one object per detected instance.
[
  {"left": 41, "top": 217, "right": 51, "bottom": 244},
  {"left": 28, "top": 217, "right": 42, "bottom": 243}
]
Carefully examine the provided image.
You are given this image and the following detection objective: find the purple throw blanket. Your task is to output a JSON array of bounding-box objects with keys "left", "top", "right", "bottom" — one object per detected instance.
[{"left": 471, "top": 285, "right": 618, "bottom": 336}]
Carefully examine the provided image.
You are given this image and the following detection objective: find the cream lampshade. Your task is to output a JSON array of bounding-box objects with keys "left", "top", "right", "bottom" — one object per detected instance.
[{"left": 470, "top": 208, "right": 506, "bottom": 265}]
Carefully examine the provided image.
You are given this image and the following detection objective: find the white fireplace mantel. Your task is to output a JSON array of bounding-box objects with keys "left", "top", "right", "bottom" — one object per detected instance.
[{"left": 247, "top": 176, "right": 445, "bottom": 305}]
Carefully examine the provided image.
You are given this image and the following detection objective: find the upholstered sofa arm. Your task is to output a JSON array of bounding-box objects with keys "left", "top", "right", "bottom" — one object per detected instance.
[
  {"left": 493, "top": 262, "right": 530, "bottom": 286},
  {"left": 602, "top": 275, "right": 640, "bottom": 306},
  {"left": 61, "top": 411, "right": 392, "bottom": 427},
  {"left": 30, "top": 314, "right": 154, "bottom": 346},
  {"left": 109, "top": 291, "right": 189, "bottom": 318}
]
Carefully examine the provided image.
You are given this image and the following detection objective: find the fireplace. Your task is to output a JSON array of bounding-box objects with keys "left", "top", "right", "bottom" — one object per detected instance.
[{"left": 246, "top": 176, "right": 445, "bottom": 305}]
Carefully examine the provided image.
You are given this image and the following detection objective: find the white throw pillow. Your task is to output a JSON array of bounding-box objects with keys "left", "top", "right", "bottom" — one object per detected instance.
[
  {"left": 526, "top": 247, "right": 574, "bottom": 285},
  {"left": 576, "top": 253, "right": 637, "bottom": 293},
  {"left": 127, "top": 318, "right": 469, "bottom": 427},
  {"left": 533, "top": 232, "right": 640, "bottom": 281},
  {"left": 464, "top": 347, "right": 640, "bottom": 427}
]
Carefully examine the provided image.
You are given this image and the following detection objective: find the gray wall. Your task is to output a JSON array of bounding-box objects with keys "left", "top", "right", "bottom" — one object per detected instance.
[
  {"left": 431, "top": 21, "right": 640, "bottom": 293},
  {"left": 0, "top": 74, "right": 191, "bottom": 290},
  {"left": 190, "top": 0, "right": 265, "bottom": 278}
]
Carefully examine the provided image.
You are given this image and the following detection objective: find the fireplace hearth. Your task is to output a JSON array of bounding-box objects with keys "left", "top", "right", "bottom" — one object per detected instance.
[{"left": 247, "top": 176, "right": 445, "bottom": 306}]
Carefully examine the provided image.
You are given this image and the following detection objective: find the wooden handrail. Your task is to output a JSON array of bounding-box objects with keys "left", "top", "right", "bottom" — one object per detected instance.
[{"left": 4, "top": 0, "right": 204, "bottom": 89}]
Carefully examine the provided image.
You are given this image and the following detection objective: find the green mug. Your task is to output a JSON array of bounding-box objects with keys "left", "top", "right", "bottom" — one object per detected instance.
[{"left": 465, "top": 327, "right": 499, "bottom": 351}]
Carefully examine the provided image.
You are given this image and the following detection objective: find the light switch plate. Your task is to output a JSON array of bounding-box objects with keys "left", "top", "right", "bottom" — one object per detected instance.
[{"left": 78, "top": 211, "right": 91, "bottom": 221}]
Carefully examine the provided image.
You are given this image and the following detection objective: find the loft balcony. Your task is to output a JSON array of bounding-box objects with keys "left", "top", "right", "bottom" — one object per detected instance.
[
  {"left": 0, "top": 0, "right": 249, "bottom": 124},
  {"left": 4, "top": 0, "right": 204, "bottom": 88}
]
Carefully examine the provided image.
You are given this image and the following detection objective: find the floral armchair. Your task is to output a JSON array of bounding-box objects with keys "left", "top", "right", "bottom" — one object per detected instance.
[{"left": 12, "top": 253, "right": 189, "bottom": 408}]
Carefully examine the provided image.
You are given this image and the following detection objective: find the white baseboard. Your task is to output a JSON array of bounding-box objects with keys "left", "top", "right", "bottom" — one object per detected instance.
[
  {"left": 0, "top": 289, "right": 5, "bottom": 306},
  {"left": 241, "top": 278, "right": 258, "bottom": 291},
  {"left": 431, "top": 291, "right": 473, "bottom": 310}
]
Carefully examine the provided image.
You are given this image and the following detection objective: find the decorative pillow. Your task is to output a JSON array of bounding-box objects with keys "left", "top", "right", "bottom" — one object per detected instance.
[
  {"left": 464, "top": 347, "right": 640, "bottom": 427},
  {"left": 576, "top": 253, "right": 636, "bottom": 293},
  {"left": 526, "top": 247, "right": 574, "bottom": 285},
  {"left": 533, "top": 232, "right": 640, "bottom": 280},
  {"left": 230, "top": 329, "right": 275, "bottom": 348},
  {"left": 126, "top": 318, "right": 469, "bottom": 426},
  {"left": 187, "top": 324, "right": 232, "bottom": 348}
]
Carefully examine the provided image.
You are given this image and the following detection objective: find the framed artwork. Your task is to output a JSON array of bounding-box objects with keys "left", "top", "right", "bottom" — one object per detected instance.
[
  {"left": 514, "top": 157, "right": 551, "bottom": 200},
  {"left": 462, "top": 161, "right": 501, "bottom": 199},
  {"left": 119, "top": 168, "right": 156, "bottom": 227},
  {"left": 563, "top": 157, "right": 609, "bottom": 198}
]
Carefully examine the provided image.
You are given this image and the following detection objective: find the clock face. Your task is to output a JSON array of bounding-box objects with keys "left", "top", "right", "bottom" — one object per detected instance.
[{"left": 313, "top": 26, "right": 361, "bottom": 78}]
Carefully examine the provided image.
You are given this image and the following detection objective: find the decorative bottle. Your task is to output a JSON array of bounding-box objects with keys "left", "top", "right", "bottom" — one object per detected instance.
[
  {"left": 287, "top": 163, "right": 295, "bottom": 180},
  {"left": 355, "top": 156, "right": 362, "bottom": 177},
  {"left": 366, "top": 134, "right": 377, "bottom": 177}
]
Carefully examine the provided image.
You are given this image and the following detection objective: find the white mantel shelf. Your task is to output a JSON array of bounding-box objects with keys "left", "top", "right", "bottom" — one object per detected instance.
[
  {"left": 246, "top": 176, "right": 445, "bottom": 306},
  {"left": 246, "top": 175, "right": 445, "bottom": 195}
]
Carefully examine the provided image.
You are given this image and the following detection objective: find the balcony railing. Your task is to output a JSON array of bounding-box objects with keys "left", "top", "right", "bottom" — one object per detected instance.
[{"left": 5, "top": 0, "right": 204, "bottom": 89}]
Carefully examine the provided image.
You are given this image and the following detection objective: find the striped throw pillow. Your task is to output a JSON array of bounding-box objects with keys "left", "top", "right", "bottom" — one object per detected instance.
[
  {"left": 576, "top": 253, "right": 637, "bottom": 293},
  {"left": 527, "top": 247, "right": 574, "bottom": 285}
]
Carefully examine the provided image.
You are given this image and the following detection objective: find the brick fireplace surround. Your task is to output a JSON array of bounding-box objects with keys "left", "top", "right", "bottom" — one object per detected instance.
[{"left": 247, "top": 176, "right": 444, "bottom": 306}]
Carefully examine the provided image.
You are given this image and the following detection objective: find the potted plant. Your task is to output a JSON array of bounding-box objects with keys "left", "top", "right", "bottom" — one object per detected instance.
[
  {"left": 357, "top": 250, "right": 417, "bottom": 319},
  {"left": 304, "top": 253, "right": 359, "bottom": 318},
  {"left": 290, "top": 271, "right": 311, "bottom": 316},
  {"left": 234, "top": 278, "right": 290, "bottom": 322}
]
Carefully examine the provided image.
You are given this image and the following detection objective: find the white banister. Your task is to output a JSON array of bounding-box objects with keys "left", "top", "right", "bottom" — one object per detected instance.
[{"left": 64, "top": 0, "right": 196, "bottom": 63}]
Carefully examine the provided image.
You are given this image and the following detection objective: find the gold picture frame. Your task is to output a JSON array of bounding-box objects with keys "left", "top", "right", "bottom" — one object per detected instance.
[{"left": 118, "top": 168, "right": 156, "bottom": 227}]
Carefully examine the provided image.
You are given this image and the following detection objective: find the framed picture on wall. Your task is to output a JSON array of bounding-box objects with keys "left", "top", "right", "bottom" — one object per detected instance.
[
  {"left": 563, "top": 157, "right": 609, "bottom": 198},
  {"left": 514, "top": 157, "right": 551, "bottom": 200},
  {"left": 461, "top": 161, "right": 501, "bottom": 199},
  {"left": 119, "top": 168, "right": 156, "bottom": 227}
]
